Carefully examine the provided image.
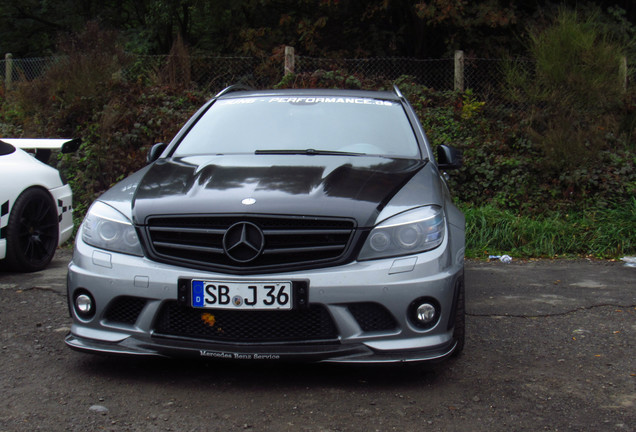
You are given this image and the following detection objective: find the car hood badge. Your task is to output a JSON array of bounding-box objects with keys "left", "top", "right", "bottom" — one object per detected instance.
[{"left": 241, "top": 198, "right": 256, "bottom": 205}]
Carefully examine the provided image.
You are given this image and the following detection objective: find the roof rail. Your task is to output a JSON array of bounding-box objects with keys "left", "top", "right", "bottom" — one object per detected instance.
[
  {"left": 214, "top": 84, "right": 254, "bottom": 98},
  {"left": 392, "top": 84, "right": 405, "bottom": 99}
]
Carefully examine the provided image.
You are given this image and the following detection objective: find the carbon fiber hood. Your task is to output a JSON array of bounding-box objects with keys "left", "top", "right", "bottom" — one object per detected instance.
[{"left": 130, "top": 155, "right": 425, "bottom": 227}]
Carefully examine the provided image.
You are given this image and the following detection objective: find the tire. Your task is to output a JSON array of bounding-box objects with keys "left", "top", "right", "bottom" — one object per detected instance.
[
  {"left": 5, "top": 188, "right": 59, "bottom": 272},
  {"left": 451, "top": 274, "right": 465, "bottom": 357}
]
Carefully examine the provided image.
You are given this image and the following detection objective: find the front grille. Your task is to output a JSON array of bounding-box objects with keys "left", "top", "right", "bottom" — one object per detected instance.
[
  {"left": 143, "top": 215, "right": 356, "bottom": 273},
  {"left": 153, "top": 301, "right": 338, "bottom": 343},
  {"left": 348, "top": 302, "right": 398, "bottom": 332},
  {"left": 103, "top": 296, "right": 147, "bottom": 325}
]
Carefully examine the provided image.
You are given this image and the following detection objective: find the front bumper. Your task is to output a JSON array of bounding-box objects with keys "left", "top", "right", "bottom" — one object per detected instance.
[{"left": 66, "top": 233, "right": 464, "bottom": 364}]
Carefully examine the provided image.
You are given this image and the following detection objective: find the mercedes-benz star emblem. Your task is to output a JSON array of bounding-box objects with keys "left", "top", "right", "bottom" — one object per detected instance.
[{"left": 223, "top": 222, "right": 265, "bottom": 263}]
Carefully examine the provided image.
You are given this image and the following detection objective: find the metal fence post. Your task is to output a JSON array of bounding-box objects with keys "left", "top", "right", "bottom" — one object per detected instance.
[
  {"left": 284, "top": 46, "right": 295, "bottom": 75},
  {"left": 5, "top": 53, "right": 13, "bottom": 90},
  {"left": 454, "top": 50, "right": 464, "bottom": 92}
]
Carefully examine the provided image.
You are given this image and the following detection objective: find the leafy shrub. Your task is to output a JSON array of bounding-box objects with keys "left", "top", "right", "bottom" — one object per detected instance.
[
  {"left": 5, "top": 22, "right": 131, "bottom": 137},
  {"left": 504, "top": 7, "right": 629, "bottom": 174},
  {"left": 275, "top": 69, "right": 379, "bottom": 89},
  {"left": 0, "top": 20, "right": 633, "bottom": 257},
  {"left": 1, "top": 23, "right": 209, "bottom": 225},
  {"left": 60, "top": 86, "right": 207, "bottom": 227}
]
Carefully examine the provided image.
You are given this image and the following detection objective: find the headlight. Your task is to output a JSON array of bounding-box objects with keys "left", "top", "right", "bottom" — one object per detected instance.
[
  {"left": 81, "top": 201, "right": 143, "bottom": 256},
  {"left": 358, "top": 206, "right": 445, "bottom": 260}
]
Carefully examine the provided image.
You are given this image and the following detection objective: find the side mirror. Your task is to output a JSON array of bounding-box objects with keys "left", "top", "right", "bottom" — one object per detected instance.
[
  {"left": 437, "top": 144, "right": 462, "bottom": 170},
  {"left": 147, "top": 142, "right": 168, "bottom": 163}
]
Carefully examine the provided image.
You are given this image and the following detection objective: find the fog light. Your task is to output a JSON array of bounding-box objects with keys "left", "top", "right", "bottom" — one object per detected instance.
[
  {"left": 76, "top": 294, "right": 92, "bottom": 313},
  {"left": 408, "top": 297, "right": 440, "bottom": 330},
  {"left": 416, "top": 303, "right": 436, "bottom": 323},
  {"left": 74, "top": 291, "right": 95, "bottom": 319}
]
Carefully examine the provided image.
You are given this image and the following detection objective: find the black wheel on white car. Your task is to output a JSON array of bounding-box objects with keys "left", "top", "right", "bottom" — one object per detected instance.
[{"left": 5, "top": 188, "right": 59, "bottom": 272}]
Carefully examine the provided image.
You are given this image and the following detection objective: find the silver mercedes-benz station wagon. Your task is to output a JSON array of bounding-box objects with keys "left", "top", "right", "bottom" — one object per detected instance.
[{"left": 66, "top": 86, "right": 465, "bottom": 364}]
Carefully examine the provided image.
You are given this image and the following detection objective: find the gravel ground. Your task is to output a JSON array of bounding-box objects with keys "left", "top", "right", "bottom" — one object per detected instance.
[{"left": 1, "top": 250, "right": 634, "bottom": 431}]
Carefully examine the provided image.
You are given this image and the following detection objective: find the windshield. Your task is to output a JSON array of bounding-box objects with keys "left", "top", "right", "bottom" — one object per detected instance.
[{"left": 173, "top": 96, "right": 421, "bottom": 158}]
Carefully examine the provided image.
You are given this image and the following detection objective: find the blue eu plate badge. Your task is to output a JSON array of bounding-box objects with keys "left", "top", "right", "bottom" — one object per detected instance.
[{"left": 192, "top": 280, "right": 205, "bottom": 307}]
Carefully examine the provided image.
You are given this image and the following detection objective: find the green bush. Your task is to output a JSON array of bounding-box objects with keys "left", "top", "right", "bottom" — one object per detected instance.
[
  {"left": 0, "top": 16, "right": 633, "bottom": 258},
  {"left": 0, "top": 23, "right": 210, "bottom": 228},
  {"left": 464, "top": 200, "right": 636, "bottom": 258},
  {"left": 4, "top": 22, "right": 131, "bottom": 137},
  {"left": 59, "top": 86, "right": 207, "bottom": 229},
  {"left": 504, "top": 7, "right": 630, "bottom": 175},
  {"left": 275, "top": 69, "right": 377, "bottom": 90}
]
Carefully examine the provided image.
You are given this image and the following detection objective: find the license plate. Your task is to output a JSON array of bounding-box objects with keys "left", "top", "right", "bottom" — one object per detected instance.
[{"left": 191, "top": 280, "right": 293, "bottom": 310}]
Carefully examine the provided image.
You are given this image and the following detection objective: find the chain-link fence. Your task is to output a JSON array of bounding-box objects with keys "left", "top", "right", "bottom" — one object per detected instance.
[
  {"left": 295, "top": 56, "right": 454, "bottom": 89},
  {"left": 1, "top": 55, "right": 60, "bottom": 82},
  {"left": 2, "top": 51, "right": 633, "bottom": 117},
  {"left": 0, "top": 52, "right": 524, "bottom": 92},
  {"left": 119, "top": 54, "right": 274, "bottom": 90},
  {"left": 115, "top": 53, "right": 477, "bottom": 93},
  {"left": 293, "top": 55, "right": 540, "bottom": 112}
]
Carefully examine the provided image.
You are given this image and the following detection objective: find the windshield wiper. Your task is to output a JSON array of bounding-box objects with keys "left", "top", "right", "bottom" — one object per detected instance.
[{"left": 255, "top": 148, "right": 366, "bottom": 156}]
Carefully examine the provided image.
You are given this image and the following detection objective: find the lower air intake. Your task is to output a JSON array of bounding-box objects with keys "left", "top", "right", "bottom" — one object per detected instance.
[{"left": 153, "top": 301, "right": 338, "bottom": 343}]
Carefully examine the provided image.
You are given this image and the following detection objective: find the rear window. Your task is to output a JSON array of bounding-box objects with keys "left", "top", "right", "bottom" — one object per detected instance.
[{"left": 174, "top": 96, "right": 420, "bottom": 158}]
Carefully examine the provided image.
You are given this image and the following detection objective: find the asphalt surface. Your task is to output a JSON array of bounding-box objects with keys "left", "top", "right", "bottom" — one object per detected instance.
[{"left": 1, "top": 249, "right": 634, "bottom": 432}]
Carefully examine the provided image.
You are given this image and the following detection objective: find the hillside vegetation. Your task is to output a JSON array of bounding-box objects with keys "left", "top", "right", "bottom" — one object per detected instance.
[{"left": 0, "top": 10, "right": 634, "bottom": 258}]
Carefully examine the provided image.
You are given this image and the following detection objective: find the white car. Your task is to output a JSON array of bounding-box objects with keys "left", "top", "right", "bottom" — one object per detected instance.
[{"left": 0, "top": 138, "right": 78, "bottom": 272}]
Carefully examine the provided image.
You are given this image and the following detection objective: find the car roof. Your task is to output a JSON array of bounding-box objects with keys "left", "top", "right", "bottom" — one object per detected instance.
[{"left": 215, "top": 87, "right": 402, "bottom": 101}]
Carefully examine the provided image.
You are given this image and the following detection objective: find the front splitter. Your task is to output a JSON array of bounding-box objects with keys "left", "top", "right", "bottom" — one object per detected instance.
[{"left": 65, "top": 333, "right": 457, "bottom": 364}]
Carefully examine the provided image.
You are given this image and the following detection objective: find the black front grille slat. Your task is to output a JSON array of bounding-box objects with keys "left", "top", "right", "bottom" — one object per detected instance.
[
  {"left": 153, "top": 241, "right": 224, "bottom": 254},
  {"left": 150, "top": 226, "right": 226, "bottom": 235},
  {"left": 153, "top": 301, "right": 338, "bottom": 343},
  {"left": 263, "top": 228, "right": 352, "bottom": 236},
  {"left": 143, "top": 215, "right": 356, "bottom": 273},
  {"left": 262, "top": 244, "right": 344, "bottom": 255}
]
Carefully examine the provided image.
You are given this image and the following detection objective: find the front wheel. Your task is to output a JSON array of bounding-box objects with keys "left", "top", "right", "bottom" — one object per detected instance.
[{"left": 5, "top": 188, "right": 59, "bottom": 272}]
